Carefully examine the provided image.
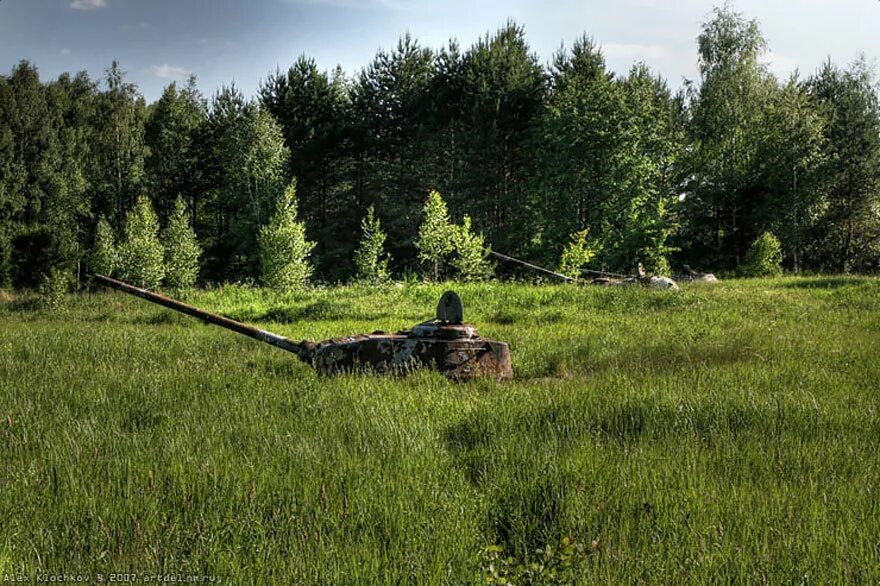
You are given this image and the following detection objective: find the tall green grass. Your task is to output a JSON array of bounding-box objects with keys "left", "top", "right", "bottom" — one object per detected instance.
[{"left": 1, "top": 277, "right": 879, "bottom": 583}]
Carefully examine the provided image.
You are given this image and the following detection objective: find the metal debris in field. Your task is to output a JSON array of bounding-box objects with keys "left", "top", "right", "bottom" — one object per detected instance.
[
  {"left": 637, "top": 263, "right": 679, "bottom": 290},
  {"left": 491, "top": 250, "right": 680, "bottom": 290},
  {"left": 677, "top": 265, "right": 719, "bottom": 283},
  {"left": 93, "top": 275, "right": 512, "bottom": 381}
]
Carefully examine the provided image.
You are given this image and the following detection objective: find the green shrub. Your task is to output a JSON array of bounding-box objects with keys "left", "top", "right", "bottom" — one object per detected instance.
[
  {"left": 451, "top": 215, "right": 493, "bottom": 282},
  {"left": 742, "top": 231, "right": 783, "bottom": 277},
  {"left": 118, "top": 195, "right": 166, "bottom": 289},
  {"left": 259, "top": 179, "right": 315, "bottom": 291},
  {"left": 162, "top": 197, "right": 201, "bottom": 289},
  {"left": 558, "top": 229, "right": 601, "bottom": 280},
  {"left": 478, "top": 536, "right": 592, "bottom": 585},
  {"left": 89, "top": 215, "right": 118, "bottom": 277},
  {"left": 353, "top": 205, "right": 391, "bottom": 284},
  {"left": 38, "top": 267, "right": 71, "bottom": 310},
  {"left": 641, "top": 250, "right": 672, "bottom": 277},
  {"left": 415, "top": 190, "right": 455, "bottom": 282}
]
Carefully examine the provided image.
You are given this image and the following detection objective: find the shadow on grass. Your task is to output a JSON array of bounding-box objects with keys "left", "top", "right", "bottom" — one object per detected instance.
[
  {"left": 779, "top": 277, "right": 872, "bottom": 289},
  {"left": 488, "top": 310, "right": 568, "bottom": 326},
  {"left": 443, "top": 411, "right": 573, "bottom": 553},
  {"left": 230, "top": 300, "right": 392, "bottom": 324},
  {"left": 245, "top": 356, "right": 311, "bottom": 378},
  {"left": 7, "top": 296, "right": 42, "bottom": 312},
  {"left": 520, "top": 336, "right": 754, "bottom": 380},
  {"left": 489, "top": 475, "right": 568, "bottom": 556},
  {"left": 121, "top": 404, "right": 165, "bottom": 433}
]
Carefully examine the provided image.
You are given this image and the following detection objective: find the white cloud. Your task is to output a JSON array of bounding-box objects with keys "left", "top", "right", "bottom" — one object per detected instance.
[
  {"left": 70, "top": 0, "right": 107, "bottom": 10},
  {"left": 603, "top": 43, "right": 669, "bottom": 61},
  {"left": 762, "top": 51, "right": 801, "bottom": 78},
  {"left": 60, "top": 49, "right": 71, "bottom": 55},
  {"left": 151, "top": 64, "right": 192, "bottom": 80}
]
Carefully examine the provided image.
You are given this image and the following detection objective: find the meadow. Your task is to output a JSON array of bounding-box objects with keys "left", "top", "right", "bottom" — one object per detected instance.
[{"left": 1, "top": 277, "right": 879, "bottom": 583}]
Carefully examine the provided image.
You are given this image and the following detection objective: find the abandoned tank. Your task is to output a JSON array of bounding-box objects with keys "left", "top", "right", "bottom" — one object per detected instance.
[{"left": 93, "top": 275, "right": 513, "bottom": 381}]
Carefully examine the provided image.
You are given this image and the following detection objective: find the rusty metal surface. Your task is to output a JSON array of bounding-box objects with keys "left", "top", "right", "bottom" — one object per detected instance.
[
  {"left": 93, "top": 274, "right": 513, "bottom": 381},
  {"left": 313, "top": 333, "right": 513, "bottom": 381}
]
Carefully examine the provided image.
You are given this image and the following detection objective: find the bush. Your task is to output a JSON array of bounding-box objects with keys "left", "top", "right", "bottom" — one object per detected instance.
[
  {"left": 415, "top": 190, "right": 455, "bottom": 282},
  {"left": 558, "top": 229, "right": 601, "bottom": 280},
  {"left": 90, "top": 215, "right": 118, "bottom": 277},
  {"left": 118, "top": 195, "right": 166, "bottom": 289},
  {"left": 38, "top": 267, "right": 71, "bottom": 311},
  {"left": 741, "top": 232, "right": 783, "bottom": 277},
  {"left": 451, "top": 215, "right": 493, "bottom": 282},
  {"left": 259, "top": 179, "right": 315, "bottom": 291},
  {"left": 0, "top": 234, "right": 11, "bottom": 288},
  {"left": 162, "top": 197, "right": 201, "bottom": 289},
  {"left": 478, "top": 536, "right": 593, "bottom": 585},
  {"left": 353, "top": 205, "right": 391, "bottom": 284}
]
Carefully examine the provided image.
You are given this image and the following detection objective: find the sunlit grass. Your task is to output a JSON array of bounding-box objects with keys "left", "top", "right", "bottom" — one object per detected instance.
[{"left": 1, "top": 276, "right": 879, "bottom": 582}]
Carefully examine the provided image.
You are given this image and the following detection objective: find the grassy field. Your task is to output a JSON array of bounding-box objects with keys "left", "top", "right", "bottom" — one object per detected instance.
[{"left": 1, "top": 277, "right": 879, "bottom": 583}]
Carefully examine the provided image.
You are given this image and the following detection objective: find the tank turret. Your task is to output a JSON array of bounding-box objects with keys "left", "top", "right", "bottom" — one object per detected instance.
[{"left": 93, "top": 275, "right": 512, "bottom": 381}]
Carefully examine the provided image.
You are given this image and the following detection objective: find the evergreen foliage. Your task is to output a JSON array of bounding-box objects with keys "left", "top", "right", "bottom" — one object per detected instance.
[
  {"left": 260, "top": 57, "right": 359, "bottom": 279},
  {"left": 450, "top": 216, "right": 493, "bottom": 282},
  {"left": 92, "top": 62, "right": 149, "bottom": 227},
  {"left": 162, "top": 197, "right": 201, "bottom": 289},
  {"left": 415, "top": 191, "right": 455, "bottom": 281},
  {"left": 259, "top": 180, "right": 315, "bottom": 291},
  {"left": 89, "top": 215, "right": 117, "bottom": 277},
  {"left": 741, "top": 232, "right": 783, "bottom": 277},
  {"left": 144, "top": 77, "right": 206, "bottom": 224},
  {"left": 353, "top": 205, "right": 391, "bottom": 284},
  {"left": 807, "top": 58, "right": 880, "bottom": 273},
  {"left": 681, "top": 5, "right": 774, "bottom": 268},
  {"left": 117, "top": 195, "right": 165, "bottom": 289},
  {"left": 1, "top": 10, "right": 880, "bottom": 285}
]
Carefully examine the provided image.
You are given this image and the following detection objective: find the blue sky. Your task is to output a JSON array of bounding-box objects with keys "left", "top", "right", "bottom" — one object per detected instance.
[{"left": 1, "top": 0, "right": 878, "bottom": 102}]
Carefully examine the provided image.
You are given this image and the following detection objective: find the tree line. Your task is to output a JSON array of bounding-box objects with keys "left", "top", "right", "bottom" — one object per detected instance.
[{"left": 1, "top": 5, "right": 879, "bottom": 290}]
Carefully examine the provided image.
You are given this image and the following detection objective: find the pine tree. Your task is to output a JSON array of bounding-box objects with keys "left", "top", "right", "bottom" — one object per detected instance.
[
  {"left": 351, "top": 35, "right": 436, "bottom": 266},
  {"left": 259, "top": 180, "right": 315, "bottom": 291},
  {"left": 457, "top": 22, "right": 546, "bottom": 255},
  {"left": 532, "top": 37, "right": 627, "bottom": 263},
  {"left": 451, "top": 216, "right": 493, "bottom": 282},
  {"left": 259, "top": 57, "right": 353, "bottom": 278},
  {"left": 117, "top": 195, "right": 165, "bottom": 288},
  {"left": 807, "top": 59, "right": 880, "bottom": 273},
  {"left": 202, "top": 88, "right": 289, "bottom": 281},
  {"left": 144, "top": 77, "right": 207, "bottom": 224},
  {"left": 683, "top": 6, "right": 774, "bottom": 268},
  {"left": 162, "top": 196, "right": 201, "bottom": 289},
  {"left": 415, "top": 190, "right": 454, "bottom": 281},
  {"left": 90, "top": 215, "right": 117, "bottom": 277},
  {"left": 353, "top": 205, "right": 391, "bottom": 284},
  {"left": 92, "top": 62, "right": 149, "bottom": 228}
]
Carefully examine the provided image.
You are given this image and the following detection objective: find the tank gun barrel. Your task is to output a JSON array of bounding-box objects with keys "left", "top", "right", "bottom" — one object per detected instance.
[
  {"left": 93, "top": 275, "right": 315, "bottom": 362},
  {"left": 489, "top": 251, "right": 574, "bottom": 282}
]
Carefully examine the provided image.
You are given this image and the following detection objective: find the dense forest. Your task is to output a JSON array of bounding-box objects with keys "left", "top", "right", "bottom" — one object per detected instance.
[{"left": 1, "top": 6, "right": 879, "bottom": 289}]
